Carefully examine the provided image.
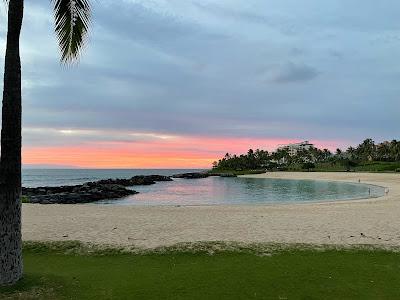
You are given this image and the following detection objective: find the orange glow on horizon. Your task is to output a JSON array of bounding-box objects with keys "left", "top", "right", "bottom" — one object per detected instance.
[{"left": 22, "top": 136, "right": 345, "bottom": 168}]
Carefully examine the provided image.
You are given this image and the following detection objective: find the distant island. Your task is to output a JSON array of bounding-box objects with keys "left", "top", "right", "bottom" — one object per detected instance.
[{"left": 211, "top": 138, "right": 400, "bottom": 174}]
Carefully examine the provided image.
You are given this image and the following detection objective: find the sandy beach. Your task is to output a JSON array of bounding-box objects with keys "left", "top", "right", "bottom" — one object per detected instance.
[{"left": 22, "top": 172, "right": 400, "bottom": 248}]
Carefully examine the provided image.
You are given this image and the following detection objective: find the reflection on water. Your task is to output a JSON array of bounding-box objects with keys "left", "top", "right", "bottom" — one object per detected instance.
[{"left": 97, "top": 177, "right": 385, "bottom": 206}]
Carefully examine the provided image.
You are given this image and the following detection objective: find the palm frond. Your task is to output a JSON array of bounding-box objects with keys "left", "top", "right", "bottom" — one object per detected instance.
[{"left": 52, "top": 0, "right": 91, "bottom": 63}]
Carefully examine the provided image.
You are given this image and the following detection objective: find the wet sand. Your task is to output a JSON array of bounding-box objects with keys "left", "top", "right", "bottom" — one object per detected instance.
[{"left": 22, "top": 172, "right": 400, "bottom": 248}]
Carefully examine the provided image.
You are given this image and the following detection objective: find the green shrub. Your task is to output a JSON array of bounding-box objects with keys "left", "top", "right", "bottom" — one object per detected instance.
[
  {"left": 21, "top": 195, "right": 30, "bottom": 203},
  {"left": 302, "top": 162, "right": 316, "bottom": 171}
]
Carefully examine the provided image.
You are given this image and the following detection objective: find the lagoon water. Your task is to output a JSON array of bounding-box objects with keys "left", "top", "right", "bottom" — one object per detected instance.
[
  {"left": 23, "top": 169, "right": 385, "bottom": 205},
  {"left": 102, "top": 177, "right": 384, "bottom": 205}
]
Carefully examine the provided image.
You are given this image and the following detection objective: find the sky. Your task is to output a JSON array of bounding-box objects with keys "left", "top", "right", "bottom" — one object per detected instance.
[{"left": 0, "top": 0, "right": 399, "bottom": 168}]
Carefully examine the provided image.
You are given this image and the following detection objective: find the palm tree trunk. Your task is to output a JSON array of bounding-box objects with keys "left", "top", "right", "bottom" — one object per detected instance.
[{"left": 0, "top": 0, "right": 24, "bottom": 285}]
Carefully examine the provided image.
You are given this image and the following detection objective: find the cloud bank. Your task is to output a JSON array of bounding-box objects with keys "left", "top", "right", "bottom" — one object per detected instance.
[{"left": 0, "top": 0, "right": 399, "bottom": 167}]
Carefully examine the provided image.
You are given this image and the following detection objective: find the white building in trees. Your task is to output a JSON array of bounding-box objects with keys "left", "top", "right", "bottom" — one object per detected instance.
[{"left": 277, "top": 141, "right": 314, "bottom": 156}]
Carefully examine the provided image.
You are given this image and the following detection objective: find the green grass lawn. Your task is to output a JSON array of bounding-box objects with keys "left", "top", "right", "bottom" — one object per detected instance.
[
  {"left": 1, "top": 242, "right": 400, "bottom": 299},
  {"left": 210, "top": 162, "right": 400, "bottom": 175},
  {"left": 290, "top": 161, "right": 400, "bottom": 173},
  {"left": 352, "top": 161, "right": 400, "bottom": 172}
]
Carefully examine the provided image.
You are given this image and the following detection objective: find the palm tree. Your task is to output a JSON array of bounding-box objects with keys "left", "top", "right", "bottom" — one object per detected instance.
[{"left": 0, "top": 0, "right": 91, "bottom": 285}]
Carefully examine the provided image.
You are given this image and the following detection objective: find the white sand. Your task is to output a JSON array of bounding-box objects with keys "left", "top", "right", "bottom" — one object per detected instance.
[{"left": 22, "top": 172, "right": 400, "bottom": 248}]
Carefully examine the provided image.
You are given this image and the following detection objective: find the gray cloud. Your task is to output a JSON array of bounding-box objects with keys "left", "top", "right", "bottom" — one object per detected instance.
[
  {"left": 0, "top": 0, "right": 398, "bottom": 150},
  {"left": 272, "top": 63, "right": 319, "bottom": 83}
]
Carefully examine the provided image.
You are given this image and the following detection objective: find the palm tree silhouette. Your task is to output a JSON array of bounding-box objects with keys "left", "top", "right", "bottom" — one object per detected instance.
[{"left": 0, "top": 0, "right": 91, "bottom": 284}]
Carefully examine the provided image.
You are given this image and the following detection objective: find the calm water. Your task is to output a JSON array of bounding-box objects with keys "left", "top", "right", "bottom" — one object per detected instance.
[{"left": 22, "top": 169, "right": 384, "bottom": 205}]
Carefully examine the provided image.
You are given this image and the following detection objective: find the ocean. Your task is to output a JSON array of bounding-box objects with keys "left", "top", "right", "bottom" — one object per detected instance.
[{"left": 22, "top": 169, "right": 205, "bottom": 188}]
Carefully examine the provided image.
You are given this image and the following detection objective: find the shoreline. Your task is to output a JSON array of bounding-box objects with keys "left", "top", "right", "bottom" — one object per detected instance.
[
  {"left": 22, "top": 172, "right": 400, "bottom": 248},
  {"left": 240, "top": 172, "right": 391, "bottom": 206},
  {"left": 242, "top": 171, "right": 397, "bottom": 200}
]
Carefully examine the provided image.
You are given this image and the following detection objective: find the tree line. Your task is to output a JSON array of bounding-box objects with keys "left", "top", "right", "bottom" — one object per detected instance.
[{"left": 212, "top": 139, "right": 400, "bottom": 172}]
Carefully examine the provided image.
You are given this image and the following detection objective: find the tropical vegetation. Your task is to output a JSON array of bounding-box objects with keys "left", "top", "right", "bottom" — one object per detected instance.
[{"left": 212, "top": 138, "right": 400, "bottom": 173}]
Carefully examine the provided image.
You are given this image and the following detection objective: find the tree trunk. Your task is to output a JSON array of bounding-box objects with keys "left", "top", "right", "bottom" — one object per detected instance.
[{"left": 0, "top": 0, "right": 24, "bottom": 285}]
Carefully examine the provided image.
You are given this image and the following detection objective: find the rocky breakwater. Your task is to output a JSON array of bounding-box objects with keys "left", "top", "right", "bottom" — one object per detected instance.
[
  {"left": 172, "top": 172, "right": 237, "bottom": 179},
  {"left": 172, "top": 172, "right": 210, "bottom": 179},
  {"left": 22, "top": 175, "right": 173, "bottom": 204},
  {"left": 96, "top": 175, "right": 172, "bottom": 186}
]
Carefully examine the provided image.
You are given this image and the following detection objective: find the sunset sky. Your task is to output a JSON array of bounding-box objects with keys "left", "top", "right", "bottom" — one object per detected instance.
[{"left": 0, "top": 0, "right": 399, "bottom": 168}]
